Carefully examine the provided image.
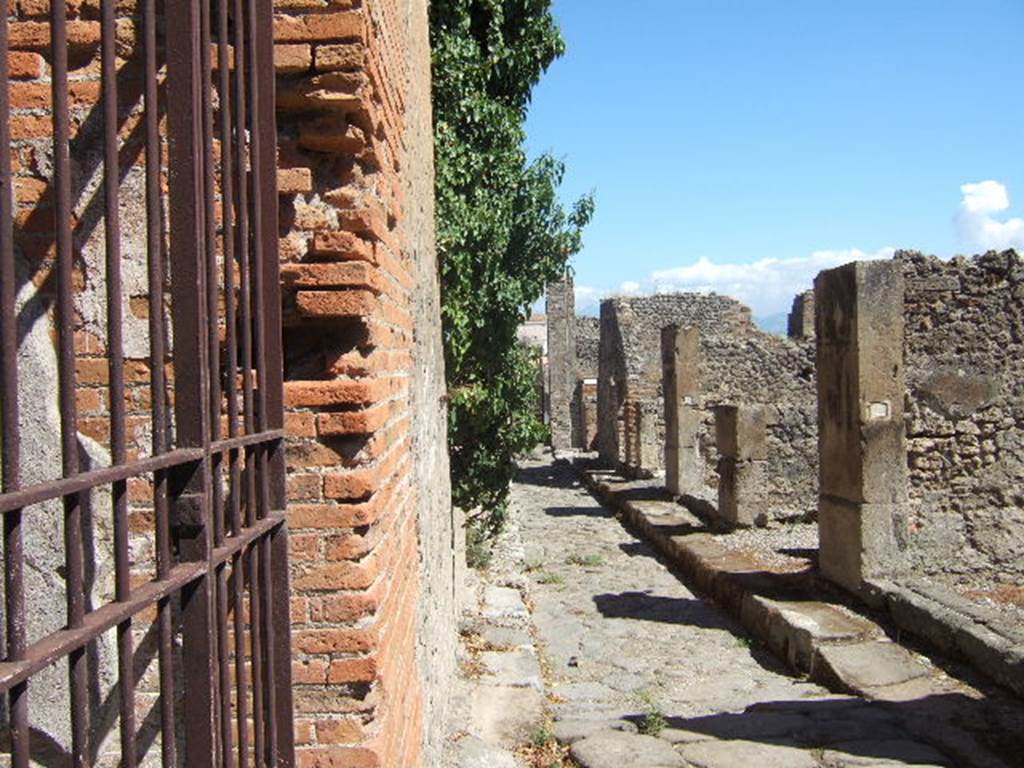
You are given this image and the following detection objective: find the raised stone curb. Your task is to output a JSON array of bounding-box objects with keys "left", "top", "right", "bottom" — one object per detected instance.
[
  {"left": 866, "top": 578, "right": 1024, "bottom": 698},
  {"left": 573, "top": 463, "right": 949, "bottom": 703}
]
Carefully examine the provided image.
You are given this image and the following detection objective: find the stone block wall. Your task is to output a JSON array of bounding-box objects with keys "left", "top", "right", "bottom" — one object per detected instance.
[
  {"left": 698, "top": 332, "right": 817, "bottom": 522},
  {"left": 546, "top": 275, "right": 575, "bottom": 451},
  {"left": 5, "top": 2, "right": 454, "bottom": 766},
  {"left": 596, "top": 293, "right": 753, "bottom": 474},
  {"left": 597, "top": 293, "right": 817, "bottom": 522},
  {"left": 788, "top": 289, "right": 815, "bottom": 340},
  {"left": 901, "top": 249, "right": 1024, "bottom": 580},
  {"left": 570, "top": 315, "right": 599, "bottom": 448}
]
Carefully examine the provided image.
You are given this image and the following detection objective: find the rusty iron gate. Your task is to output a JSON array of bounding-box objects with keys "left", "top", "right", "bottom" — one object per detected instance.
[{"left": 0, "top": 1, "right": 294, "bottom": 766}]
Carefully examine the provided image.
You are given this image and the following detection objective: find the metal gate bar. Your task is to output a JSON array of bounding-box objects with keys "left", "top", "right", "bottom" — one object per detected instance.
[{"left": 0, "top": 2, "right": 295, "bottom": 766}]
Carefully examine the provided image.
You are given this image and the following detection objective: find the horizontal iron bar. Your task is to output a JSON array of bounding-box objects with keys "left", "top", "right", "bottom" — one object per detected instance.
[
  {"left": 210, "top": 429, "right": 283, "bottom": 455},
  {"left": 0, "top": 448, "right": 203, "bottom": 515},
  {"left": 0, "top": 512, "right": 285, "bottom": 692},
  {"left": 0, "top": 430, "right": 284, "bottom": 515}
]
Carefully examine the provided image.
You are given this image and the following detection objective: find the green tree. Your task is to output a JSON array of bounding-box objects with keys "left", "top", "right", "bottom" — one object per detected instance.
[{"left": 430, "top": 0, "right": 593, "bottom": 538}]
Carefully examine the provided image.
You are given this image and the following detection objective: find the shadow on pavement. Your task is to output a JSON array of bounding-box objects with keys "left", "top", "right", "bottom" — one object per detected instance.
[
  {"left": 593, "top": 591, "right": 735, "bottom": 632},
  {"left": 619, "top": 693, "right": 1024, "bottom": 768}
]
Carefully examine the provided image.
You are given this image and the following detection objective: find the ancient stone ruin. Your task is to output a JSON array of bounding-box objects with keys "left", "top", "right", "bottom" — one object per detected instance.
[{"left": 545, "top": 247, "right": 1024, "bottom": 699}]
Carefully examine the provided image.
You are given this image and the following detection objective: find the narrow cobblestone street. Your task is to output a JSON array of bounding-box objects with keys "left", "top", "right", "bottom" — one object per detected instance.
[{"left": 447, "top": 453, "right": 1024, "bottom": 767}]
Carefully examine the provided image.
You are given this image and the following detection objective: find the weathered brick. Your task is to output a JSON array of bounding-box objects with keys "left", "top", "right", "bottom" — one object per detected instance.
[
  {"left": 311, "top": 229, "right": 375, "bottom": 263},
  {"left": 9, "top": 20, "right": 100, "bottom": 51},
  {"left": 280, "top": 261, "right": 382, "bottom": 292},
  {"left": 284, "top": 378, "right": 397, "bottom": 408},
  {"left": 274, "top": 12, "right": 365, "bottom": 44},
  {"left": 9, "top": 51, "right": 44, "bottom": 79},
  {"left": 278, "top": 166, "right": 314, "bottom": 194},
  {"left": 296, "top": 289, "right": 379, "bottom": 318},
  {"left": 315, "top": 43, "right": 365, "bottom": 72},
  {"left": 275, "top": 43, "right": 313, "bottom": 74}
]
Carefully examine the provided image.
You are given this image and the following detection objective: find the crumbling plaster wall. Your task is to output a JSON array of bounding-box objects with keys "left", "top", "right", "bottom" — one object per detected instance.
[{"left": 901, "top": 249, "right": 1024, "bottom": 580}]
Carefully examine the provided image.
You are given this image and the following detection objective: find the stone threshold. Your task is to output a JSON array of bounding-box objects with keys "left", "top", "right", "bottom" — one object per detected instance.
[{"left": 571, "top": 462, "right": 971, "bottom": 704}]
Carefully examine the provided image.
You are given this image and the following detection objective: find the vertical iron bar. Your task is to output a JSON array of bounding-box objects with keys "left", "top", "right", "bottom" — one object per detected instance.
[
  {"left": 249, "top": 3, "right": 291, "bottom": 763},
  {"left": 234, "top": 4, "right": 265, "bottom": 761},
  {"left": 215, "top": 2, "right": 238, "bottom": 765},
  {"left": 0, "top": 8, "right": 29, "bottom": 766},
  {"left": 51, "top": 3, "right": 90, "bottom": 765},
  {"left": 143, "top": 0, "right": 178, "bottom": 763},
  {"left": 230, "top": 1, "right": 255, "bottom": 761},
  {"left": 101, "top": 0, "right": 137, "bottom": 764},
  {"left": 197, "top": 2, "right": 229, "bottom": 763},
  {"left": 166, "top": 2, "right": 217, "bottom": 767}
]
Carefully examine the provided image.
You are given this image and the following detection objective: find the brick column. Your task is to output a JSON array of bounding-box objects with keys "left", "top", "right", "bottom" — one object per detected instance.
[
  {"left": 662, "top": 325, "right": 702, "bottom": 496},
  {"left": 546, "top": 275, "right": 576, "bottom": 451},
  {"left": 815, "top": 261, "right": 907, "bottom": 593},
  {"left": 714, "top": 405, "right": 767, "bottom": 528}
]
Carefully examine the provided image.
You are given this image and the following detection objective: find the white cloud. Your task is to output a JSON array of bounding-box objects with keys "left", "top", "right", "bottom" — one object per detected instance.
[
  {"left": 644, "top": 247, "right": 895, "bottom": 317},
  {"left": 956, "top": 180, "right": 1024, "bottom": 251}
]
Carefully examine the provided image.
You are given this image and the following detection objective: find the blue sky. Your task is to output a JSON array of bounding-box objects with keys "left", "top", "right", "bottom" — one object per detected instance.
[{"left": 527, "top": 0, "right": 1024, "bottom": 319}]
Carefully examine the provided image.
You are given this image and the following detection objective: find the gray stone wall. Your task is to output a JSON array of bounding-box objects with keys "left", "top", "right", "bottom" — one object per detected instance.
[
  {"left": 570, "top": 316, "right": 600, "bottom": 448},
  {"left": 788, "top": 290, "right": 815, "bottom": 340},
  {"left": 546, "top": 277, "right": 576, "bottom": 451},
  {"left": 575, "top": 316, "right": 600, "bottom": 378},
  {"left": 901, "top": 249, "right": 1024, "bottom": 581},
  {"left": 399, "top": 0, "right": 458, "bottom": 759},
  {"left": 597, "top": 292, "right": 817, "bottom": 521},
  {"left": 596, "top": 293, "right": 754, "bottom": 472},
  {"left": 698, "top": 333, "right": 817, "bottom": 522}
]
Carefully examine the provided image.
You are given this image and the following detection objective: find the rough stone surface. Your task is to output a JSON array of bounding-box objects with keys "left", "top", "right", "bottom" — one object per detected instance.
[
  {"left": 815, "top": 260, "right": 907, "bottom": 592},
  {"left": 900, "top": 249, "right": 1024, "bottom": 580},
  {"left": 596, "top": 293, "right": 817, "bottom": 522},
  {"left": 510, "top": 455, "right": 1024, "bottom": 768},
  {"left": 571, "top": 732, "right": 686, "bottom": 768},
  {"left": 547, "top": 276, "right": 576, "bottom": 451}
]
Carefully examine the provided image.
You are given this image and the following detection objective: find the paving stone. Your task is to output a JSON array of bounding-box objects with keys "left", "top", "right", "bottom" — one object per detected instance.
[
  {"left": 551, "top": 718, "right": 637, "bottom": 744},
  {"left": 451, "top": 735, "right": 523, "bottom": 768},
  {"left": 570, "top": 732, "right": 686, "bottom": 768},
  {"left": 444, "top": 456, "right": 1024, "bottom": 768},
  {"left": 823, "top": 738, "right": 952, "bottom": 766},
  {"left": 468, "top": 684, "right": 543, "bottom": 748},
  {"left": 479, "top": 649, "right": 542, "bottom": 691},
  {"left": 482, "top": 585, "right": 528, "bottom": 621},
  {"left": 479, "top": 625, "right": 532, "bottom": 649},
  {"left": 679, "top": 739, "right": 819, "bottom": 768},
  {"left": 815, "top": 641, "right": 929, "bottom": 691},
  {"left": 668, "top": 711, "right": 812, "bottom": 742}
]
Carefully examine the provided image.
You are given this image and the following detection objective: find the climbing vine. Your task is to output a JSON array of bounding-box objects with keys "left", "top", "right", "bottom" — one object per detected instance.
[{"left": 430, "top": 0, "right": 594, "bottom": 537}]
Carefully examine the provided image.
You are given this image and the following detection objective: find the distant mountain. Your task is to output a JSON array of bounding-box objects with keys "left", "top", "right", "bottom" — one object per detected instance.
[{"left": 754, "top": 312, "right": 789, "bottom": 336}]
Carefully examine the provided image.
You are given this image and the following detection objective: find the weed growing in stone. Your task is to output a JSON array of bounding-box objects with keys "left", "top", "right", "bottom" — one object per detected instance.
[
  {"left": 566, "top": 553, "right": 605, "bottom": 568},
  {"left": 536, "top": 571, "right": 564, "bottom": 586},
  {"left": 636, "top": 690, "right": 668, "bottom": 736}
]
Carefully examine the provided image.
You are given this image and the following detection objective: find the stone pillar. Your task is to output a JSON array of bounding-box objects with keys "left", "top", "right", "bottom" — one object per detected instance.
[
  {"left": 787, "top": 290, "right": 816, "bottom": 340},
  {"left": 577, "top": 378, "right": 598, "bottom": 450},
  {"left": 637, "top": 400, "right": 662, "bottom": 476},
  {"left": 662, "top": 324, "right": 702, "bottom": 496},
  {"left": 714, "top": 404, "right": 767, "bottom": 528},
  {"left": 815, "top": 261, "right": 907, "bottom": 593},
  {"left": 546, "top": 274, "right": 576, "bottom": 451}
]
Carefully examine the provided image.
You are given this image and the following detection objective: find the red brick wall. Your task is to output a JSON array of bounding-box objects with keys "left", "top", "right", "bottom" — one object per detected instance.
[
  {"left": 274, "top": 1, "right": 442, "bottom": 764},
  {"left": 7, "top": 1, "right": 449, "bottom": 765}
]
